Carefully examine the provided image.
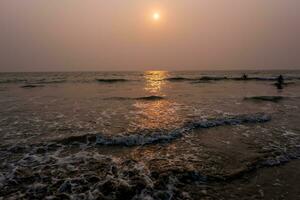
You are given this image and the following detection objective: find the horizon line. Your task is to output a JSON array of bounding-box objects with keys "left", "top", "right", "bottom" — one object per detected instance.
[{"left": 1, "top": 68, "right": 300, "bottom": 73}]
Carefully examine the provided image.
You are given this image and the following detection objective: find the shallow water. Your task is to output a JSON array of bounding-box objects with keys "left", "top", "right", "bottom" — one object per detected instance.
[{"left": 0, "top": 71, "right": 299, "bottom": 199}]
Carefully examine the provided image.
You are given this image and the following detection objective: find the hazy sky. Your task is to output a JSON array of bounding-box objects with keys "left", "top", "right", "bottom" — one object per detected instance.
[{"left": 0, "top": 0, "right": 299, "bottom": 72}]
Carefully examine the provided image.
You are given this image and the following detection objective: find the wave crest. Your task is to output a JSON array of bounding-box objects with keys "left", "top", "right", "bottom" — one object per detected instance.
[
  {"left": 244, "top": 96, "right": 284, "bottom": 102},
  {"left": 94, "top": 113, "right": 271, "bottom": 146},
  {"left": 96, "top": 78, "right": 130, "bottom": 83},
  {"left": 105, "top": 95, "right": 165, "bottom": 101}
]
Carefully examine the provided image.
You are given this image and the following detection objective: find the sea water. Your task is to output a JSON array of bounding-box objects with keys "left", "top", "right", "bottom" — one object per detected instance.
[{"left": 0, "top": 70, "right": 299, "bottom": 199}]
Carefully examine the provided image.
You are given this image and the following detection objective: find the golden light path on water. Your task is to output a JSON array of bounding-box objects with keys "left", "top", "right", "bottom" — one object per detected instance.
[
  {"left": 129, "top": 71, "right": 181, "bottom": 131},
  {"left": 144, "top": 71, "right": 168, "bottom": 94}
]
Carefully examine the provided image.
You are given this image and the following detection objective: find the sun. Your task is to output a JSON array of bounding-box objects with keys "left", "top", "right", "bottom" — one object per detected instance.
[{"left": 152, "top": 12, "right": 160, "bottom": 21}]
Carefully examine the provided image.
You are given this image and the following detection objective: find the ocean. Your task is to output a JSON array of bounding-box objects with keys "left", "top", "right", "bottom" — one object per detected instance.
[{"left": 0, "top": 70, "right": 299, "bottom": 199}]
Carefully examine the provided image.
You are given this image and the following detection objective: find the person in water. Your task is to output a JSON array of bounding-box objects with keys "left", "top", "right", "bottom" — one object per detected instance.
[
  {"left": 276, "top": 75, "right": 284, "bottom": 89},
  {"left": 242, "top": 73, "right": 248, "bottom": 80},
  {"left": 277, "top": 75, "right": 284, "bottom": 84}
]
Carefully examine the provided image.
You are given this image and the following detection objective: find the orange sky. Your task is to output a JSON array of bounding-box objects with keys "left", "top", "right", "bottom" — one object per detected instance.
[{"left": 0, "top": 0, "right": 299, "bottom": 71}]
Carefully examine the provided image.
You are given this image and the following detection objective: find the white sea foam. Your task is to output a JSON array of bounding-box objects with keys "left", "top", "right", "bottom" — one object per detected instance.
[{"left": 95, "top": 113, "right": 271, "bottom": 146}]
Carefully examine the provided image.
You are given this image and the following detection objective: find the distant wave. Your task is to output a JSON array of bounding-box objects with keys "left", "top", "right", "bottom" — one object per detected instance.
[
  {"left": 0, "top": 79, "right": 66, "bottom": 85},
  {"left": 105, "top": 95, "right": 165, "bottom": 101},
  {"left": 21, "top": 84, "right": 45, "bottom": 88},
  {"left": 0, "top": 79, "right": 28, "bottom": 84},
  {"left": 1, "top": 74, "right": 299, "bottom": 85},
  {"left": 244, "top": 96, "right": 284, "bottom": 102},
  {"left": 192, "top": 76, "right": 300, "bottom": 83},
  {"left": 235, "top": 77, "right": 277, "bottom": 81},
  {"left": 33, "top": 80, "right": 66, "bottom": 84},
  {"left": 165, "top": 77, "right": 197, "bottom": 82},
  {"left": 272, "top": 82, "right": 295, "bottom": 86},
  {"left": 96, "top": 78, "right": 130, "bottom": 83},
  {"left": 225, "top": 76, "right": 298, "bottom": 81},
  {"left": 194, "top": 76, "right": 277, "bottom": 82},
  {"left": 55, "top": 113, "right": 271, "bottom": 147},
  {"left": 199, "top": 76, "right": 228, "bottom": 81},
  {"left": 166, "top": 76, "right": 291, "bottom": 84},
  {"left": 135, "top": 95, "right": 165, "bottom": 100},
  {"left": 166, "top": 76, "right": 229, "bottom": 82}
]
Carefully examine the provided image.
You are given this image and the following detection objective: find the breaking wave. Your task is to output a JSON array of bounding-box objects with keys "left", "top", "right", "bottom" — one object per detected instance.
[
  {"left": 1, "top": 140, "right": 299, "bottom": 200},
  {"left": 54, "top": 113, "right": 271, "bottom": 147}
]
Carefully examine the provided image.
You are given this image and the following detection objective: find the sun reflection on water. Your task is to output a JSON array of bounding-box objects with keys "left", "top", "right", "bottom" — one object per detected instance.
[
  {"left": 130, "top": 100, "right": 180, "bottom": 131},
  {"left": 144, "top": 71, "right": 168, "bottom": 94},
  {"left": 128, "top": 71, "right": 181, "bottom": 132}
]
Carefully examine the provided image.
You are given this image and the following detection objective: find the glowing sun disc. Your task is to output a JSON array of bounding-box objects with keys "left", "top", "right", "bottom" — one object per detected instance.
[{"left": 153, "top": 12, "right": 160, "bottom": 20}]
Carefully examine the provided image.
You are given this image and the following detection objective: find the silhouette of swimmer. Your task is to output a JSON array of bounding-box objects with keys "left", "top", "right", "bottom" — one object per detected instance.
[
  {"left": 242, "top": 74, "right": 248, "bottom": 80},
  {"left": 276, "top": 75, "right": 284, "bottom": 89},
  {"left": 277, "top": 75, "right": 284, "bottom": 84}
]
